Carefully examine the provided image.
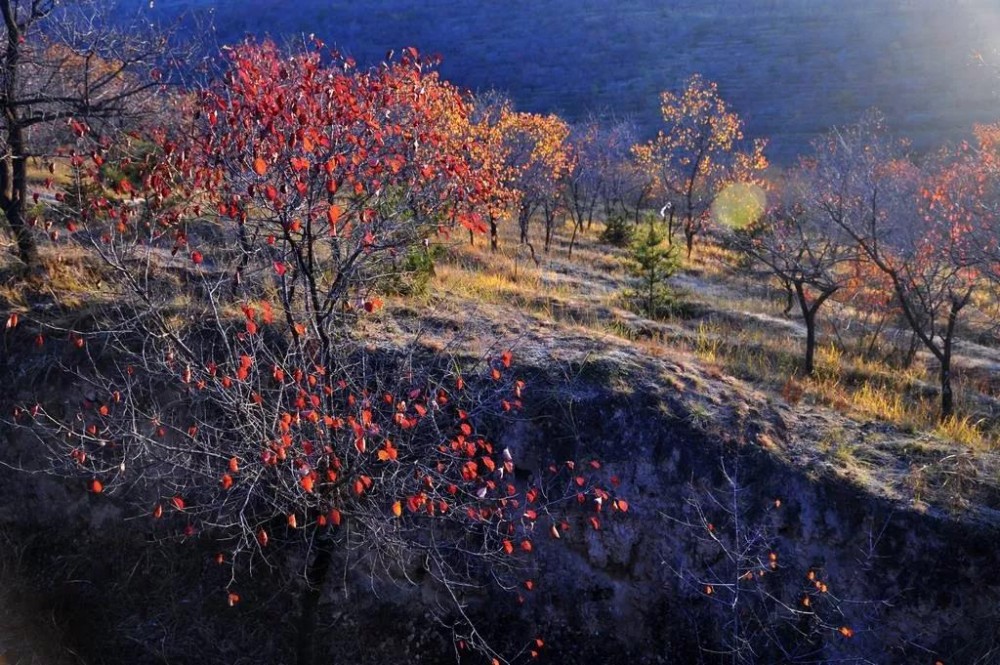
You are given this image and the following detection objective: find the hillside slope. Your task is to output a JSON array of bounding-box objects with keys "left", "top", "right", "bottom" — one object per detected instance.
[
  {"left": 2, "top": 225, "right": 999, "bottom": 662},
  {"left": 139, "top": 0, "right": 1000, "bottom": 160}
]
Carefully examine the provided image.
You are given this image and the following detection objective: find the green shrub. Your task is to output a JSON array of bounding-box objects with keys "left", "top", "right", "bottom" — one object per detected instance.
[
  {"left": 599, "top": 215, "right": 633, "bottom": 247},
  {"left": 625, "top": 221, "right": 679, "bottom": 318},
  {"left": 382, "top": 242, "right": 443, "bottom": 296}
]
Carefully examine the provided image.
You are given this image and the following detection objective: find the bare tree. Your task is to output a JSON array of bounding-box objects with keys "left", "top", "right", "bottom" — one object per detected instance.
[
  {"left": 0, "top": 0, "right": 182, "bottom": 268},
  {"left": 665, "top": 449, "right": 877, "bottom": 664},
  {"left": 729, "top": 176, "right": 855, "bottom": 376}
]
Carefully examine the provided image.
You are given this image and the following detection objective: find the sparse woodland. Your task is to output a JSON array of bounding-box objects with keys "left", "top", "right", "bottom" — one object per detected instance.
[{"left": 0, "top": 4, "right": 998, "bottom": 665}]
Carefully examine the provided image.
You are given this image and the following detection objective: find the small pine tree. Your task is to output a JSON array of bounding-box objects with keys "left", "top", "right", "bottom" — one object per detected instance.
[{"left": 627, "top": 219, "right": 679, "bottom": 318}]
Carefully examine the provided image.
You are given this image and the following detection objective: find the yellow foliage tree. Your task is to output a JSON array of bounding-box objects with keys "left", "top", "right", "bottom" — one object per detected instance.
[{"left": 635, "top": 74, "right": 767, "bottom": 257}]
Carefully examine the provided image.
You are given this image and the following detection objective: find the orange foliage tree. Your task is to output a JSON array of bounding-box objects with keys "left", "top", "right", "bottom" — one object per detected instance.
[
  {"left": 9, "top": 40, "right": 625, "bottom": 665},
  {"left": 466, "top": 92, "right": 520, "bottom": 251},
  {"left": 635, "top": 74, "right": 767, "bottom": 257},
  {"left": 498, "top": 110, "right": 573, "bottom": 250}
]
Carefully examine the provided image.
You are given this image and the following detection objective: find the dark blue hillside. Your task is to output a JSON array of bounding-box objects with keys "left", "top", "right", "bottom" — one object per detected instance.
[{"left": 138, "top": 0, "right": 1000, "bottom": 161}]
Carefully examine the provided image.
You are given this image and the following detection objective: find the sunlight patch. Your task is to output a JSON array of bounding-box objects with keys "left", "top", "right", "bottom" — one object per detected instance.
[{"left": 711, "top": 182, "right": 766, "bottom": 229}]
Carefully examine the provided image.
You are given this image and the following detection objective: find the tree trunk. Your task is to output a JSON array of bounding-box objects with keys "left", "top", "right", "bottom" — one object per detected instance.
[
  {"left": 0, "top": 3, "right": 35, "bottom": 268},
  {"left": 296, "top": 544, "right": 333, "bottom": 665},
  {"left": 804, "top": 311, "right": 817, "bottom": 377},
  {"left": 543, "top": 207, "right": 553, "bottom": 253},
  {"left": 489, "top": 217, "right": 499, "bottom": 252},
  {"left": 567, "top": 219, "right": 581, "bottom": 259},
  {"left": 939, "top": 353, "right": 954, "bottom": 421},
  {"left": 0, "top": 156, "right": 36, "bottom": 267}
]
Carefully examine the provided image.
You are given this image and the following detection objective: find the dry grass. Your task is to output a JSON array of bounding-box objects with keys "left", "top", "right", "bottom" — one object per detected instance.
[{"left": 428, "top": 219, "right": 1000, "bottom": 451}]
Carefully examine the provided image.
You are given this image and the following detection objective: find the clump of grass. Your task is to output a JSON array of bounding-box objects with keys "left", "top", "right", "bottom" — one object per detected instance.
[
  {"left": 934, "top": 415, "right": 987, "bottom": 448},
  {"left": 694, "top": 320, "right": 722, "bottom": 364}
]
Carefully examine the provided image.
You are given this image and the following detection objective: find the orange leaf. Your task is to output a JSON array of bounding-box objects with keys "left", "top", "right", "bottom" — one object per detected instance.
[
  {"left": 503, "top": 540, "right": 514, "bottom": 555},
  {"left": 227, "top": 591, "right": 240, "bottom": 606},
  {"left": 327, "top": 205, "right": 342, "bottom": 227},
  {"left": 392, "top": 501, "right": 402, "bottom": 518},
  {"left": 228, "top": 457, "right": 240, "bottom": 473},
  {"left": 287, "top": 514, "right": 298, "bottom": 529},
  {"left": 253, "top": 157, "right": 268, "bottom": 176},
  {"left": 89, "top": 479, "right": 103, "bottom": 494},
  {"left": 220, "top": 473, "right": 234, "bottom": 490}
]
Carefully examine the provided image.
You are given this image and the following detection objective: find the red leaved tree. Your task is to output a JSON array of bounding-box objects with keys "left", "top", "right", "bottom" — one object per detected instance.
[
  {"left": 811, "top": 111, "right": 990, "bottom": 420},
  {"left": 8, "top": 40, "right": 625, "bottom": 665}
]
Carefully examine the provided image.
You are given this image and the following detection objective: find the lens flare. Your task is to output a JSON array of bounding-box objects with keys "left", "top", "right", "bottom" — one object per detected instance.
[{"left": 711, "top": 182, "right": 767, "bottom": 229}]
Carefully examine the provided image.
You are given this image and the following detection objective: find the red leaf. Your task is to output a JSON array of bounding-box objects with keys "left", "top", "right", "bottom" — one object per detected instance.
[
  {"left": 171, "top": 495, "right": 186, "bottom": 511},
  {"left": 273, "top": 261, "right": 287, "bottom": 277}
]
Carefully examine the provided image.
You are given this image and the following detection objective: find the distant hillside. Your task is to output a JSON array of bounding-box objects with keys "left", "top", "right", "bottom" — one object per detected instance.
[{"left": 139, "top": 0, "right": 1000, "bottom": 161}]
